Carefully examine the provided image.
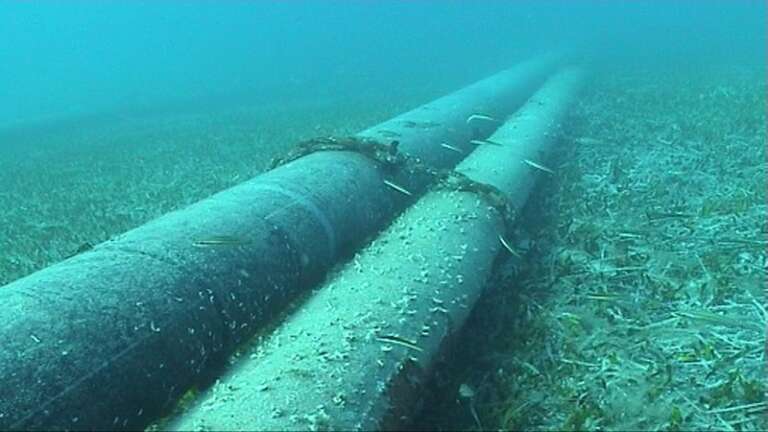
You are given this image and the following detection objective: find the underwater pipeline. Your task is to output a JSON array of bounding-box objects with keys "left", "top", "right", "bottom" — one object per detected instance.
[
  {"left": 0, "top": 55, "right": 560, "bottom": 430},
  {"left": 166, "top": 67, "right": 586, "bottom": 431}
]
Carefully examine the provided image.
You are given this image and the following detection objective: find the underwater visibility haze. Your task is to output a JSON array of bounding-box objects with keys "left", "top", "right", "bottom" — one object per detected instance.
[{"left": 0, "top": 1, "right": 765, "bottom": 431}]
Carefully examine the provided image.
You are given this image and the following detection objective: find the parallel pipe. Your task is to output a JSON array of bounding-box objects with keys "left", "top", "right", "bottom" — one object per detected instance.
[
  {"left": 0, "top": 55, "right": 559, "bottom": 431},
  {"left": 167, "top": 67, "right": 585, "bottom": 431}
]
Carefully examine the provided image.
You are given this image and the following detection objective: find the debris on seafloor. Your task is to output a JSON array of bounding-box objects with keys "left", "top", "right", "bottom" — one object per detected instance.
[{"left": 192, "top": 235, "right": 251, "bottom": 247}]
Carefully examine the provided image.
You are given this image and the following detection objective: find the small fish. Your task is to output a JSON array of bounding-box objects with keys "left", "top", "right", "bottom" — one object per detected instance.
[
  {"left": 466, "top": 114, "right": 499, "bottom": 124},
  {"left": 440, "top": 142, "right": 463, "bottom": 153},
  {"left": 498, "top": 235, "right": 522, "bottom": 258},
  {"left": 376, "top": 334, "right": 423, "bottom": 352},
  {"left": 383, "top": 179, "right": 413, "bottom": 196},
  {"left": 192, "top": 235, "right": 250, "bottom": 247},
  {"left": 522, "top": 159, "right": 555, "bottom": 174},
  {"left": 469, "top": 139, "right": 503, "bottom": 146}
]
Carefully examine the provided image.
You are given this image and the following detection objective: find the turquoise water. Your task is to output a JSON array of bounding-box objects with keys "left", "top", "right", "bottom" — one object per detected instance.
[
  {"left": 1, "top": 1, "right": 765, "bottom": 431},
  {"left": 1, "top": 1, "right": 763, "bottom": 130}
]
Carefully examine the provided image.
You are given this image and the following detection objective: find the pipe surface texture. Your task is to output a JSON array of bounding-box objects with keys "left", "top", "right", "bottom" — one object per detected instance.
[
  {"left": 0, "top": 55, "right": 559, "bottom": 431},
  {"left": 167, "top": 68, "right": 585, "bottom": 431}
]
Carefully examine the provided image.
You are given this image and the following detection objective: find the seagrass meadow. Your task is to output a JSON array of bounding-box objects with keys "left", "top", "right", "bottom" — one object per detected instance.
[
  {"left": 3, "top": 62, "right": 765, "bottom": 431},
  {"left": 1, "top": 1, "right": 765, "bottom": 431},
  {"left": 0, "top": 94, "right": 429, "bottom": 287},
  {"left": 415, "top": 65, "right": 767, "bottom": 431}
]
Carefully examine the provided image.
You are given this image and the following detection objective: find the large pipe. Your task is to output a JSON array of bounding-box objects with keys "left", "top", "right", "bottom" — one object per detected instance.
[
  {"left": 166, "top": 67, "right": 585, "bottom": 431},
  {"left": 0, "top": 55, "right": 560, "bottom": 431}
]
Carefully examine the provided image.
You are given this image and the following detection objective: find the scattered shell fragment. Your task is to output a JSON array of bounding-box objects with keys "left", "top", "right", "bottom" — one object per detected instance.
[
  {"left": 522, "top": 159, "right": 555, "bottom": 174},
  {"left": 440, "top": 142, "right": 463, "bottom": 153},
  {"left": 466, "top": 114, "right": 499, "bottom": 125},
  {"left": 470, "top": 139, "right": 503, "bottom": 146},
  {"left": 498, "top": 234, "right": 522, "bottom": 258},
  {"left": 192, "top": 235, "right": 250, "bottom": 247},
  {"left": 376, "top": 334, "right": 423, "bottom": 352},
  {"left": 383, "top": 179, "right": 413, "bottom": 196}
]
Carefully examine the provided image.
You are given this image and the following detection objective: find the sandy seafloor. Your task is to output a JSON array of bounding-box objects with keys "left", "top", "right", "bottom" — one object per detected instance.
[{"left": 1, "top": 64, "right": 765, "bottom": 431}]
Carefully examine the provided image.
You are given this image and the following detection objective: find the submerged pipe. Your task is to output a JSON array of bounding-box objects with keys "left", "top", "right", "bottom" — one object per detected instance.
[
  {"left": 167, "top": 67, "right": 585, "bottom": 431},
  {"left": 0, "top": 55, "right": 559, "bottom": 431}
]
